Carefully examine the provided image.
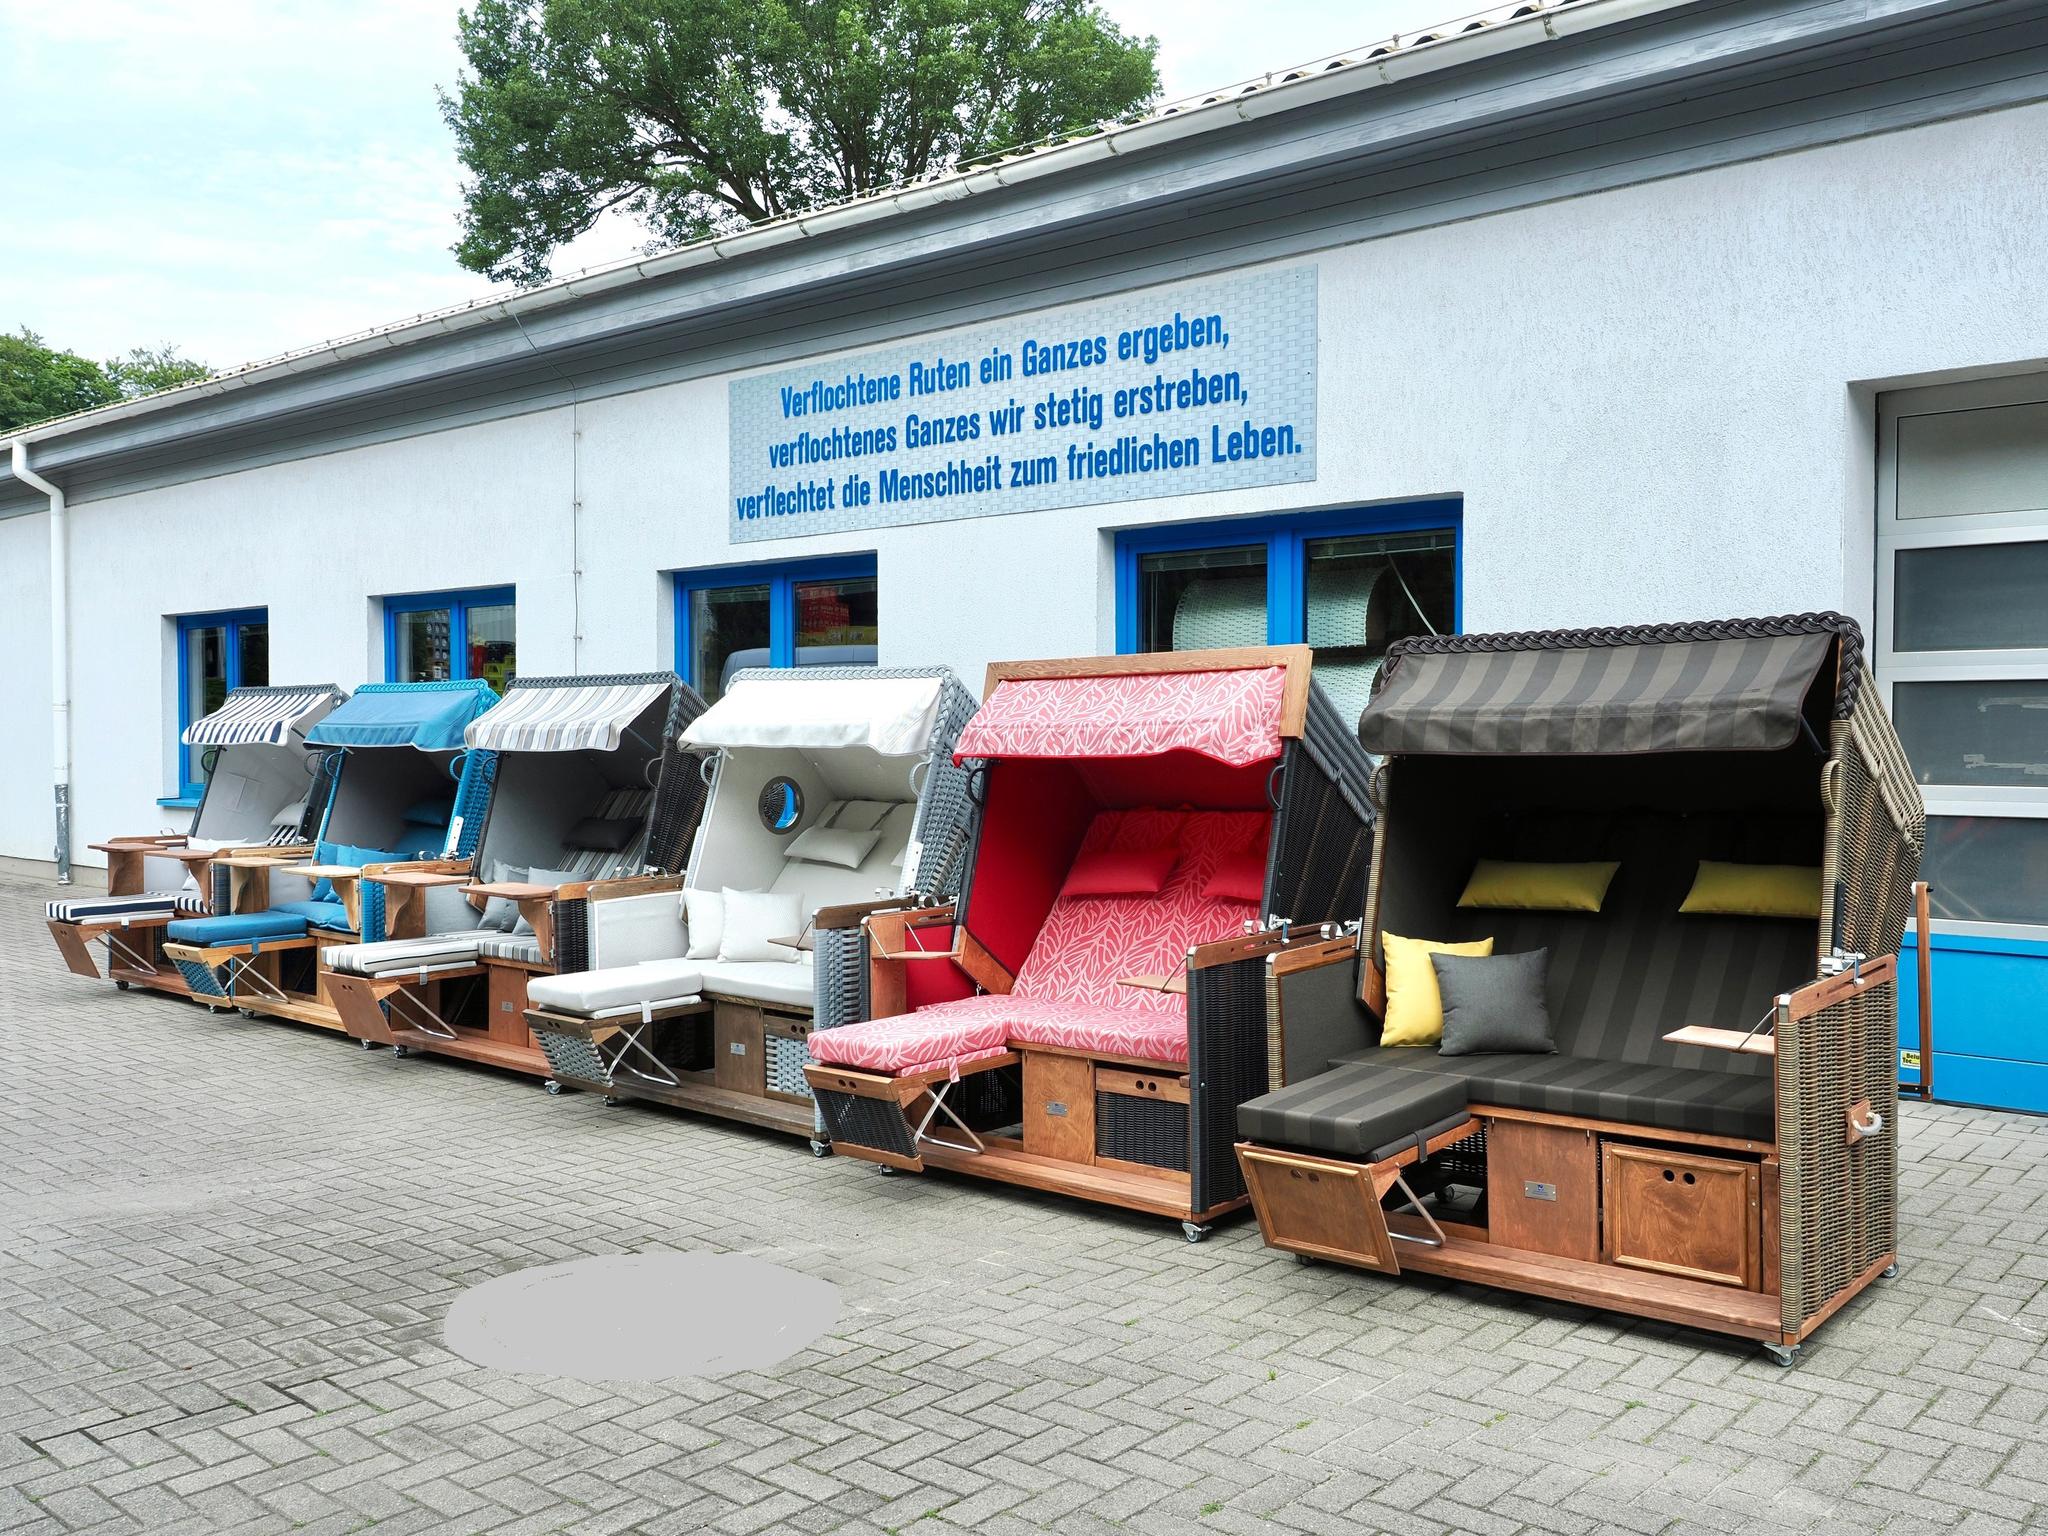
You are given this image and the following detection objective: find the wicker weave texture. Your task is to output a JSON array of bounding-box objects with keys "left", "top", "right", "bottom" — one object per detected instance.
[
  {"left": 1777, "top": 975, "right": 1899, "bottom": 1335},
  {"left": 1187, "top": 952, "right": 1272, "bottom": 1212},
  {"left": 815, "top": 1090, "right": 918, "bottom": 1160},
  {"left": 764, "top": 1033, "right": 813, "bottom": 1100},
  {"left": 552, "top": 898, "right": 590, "bottom": 975},
  {"left": 173, "top": 957, "right": 229, "bottom": 999},
  {"left": 534, "top": 1028, "right": 608, "bottom": 1089},
  {"left": 1095, "top": 1094, "right": 1188, "bottom": 1170},
  {"left": 813, "top": 925, "right": 871, "bottom": 1032}
]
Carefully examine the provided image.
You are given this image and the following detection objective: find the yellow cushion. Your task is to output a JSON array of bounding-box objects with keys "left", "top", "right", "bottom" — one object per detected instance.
[
  {"left": 1457, "top": 859, "right": 1620, "bottom": 914},
  {"left": 1380, "top": 932, "right": 1495, "bottom": 1047},
  {"left": 1680, "top": 862, "right": 1822, "bottom": 920}
]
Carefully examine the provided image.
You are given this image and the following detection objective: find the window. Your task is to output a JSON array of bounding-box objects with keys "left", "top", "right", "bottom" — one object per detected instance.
[
  {"left": 383, "top": 587, "right": 516, "bottom": 691},
  {"left": 675, "top": 557, "right": 879, "bottom": 704},
  {"left": 1116, "top": 504, "right": 1459, "bottom": 723},
  {"left": 1879, "top": 381, "right": 2048, "bottom": 935},
  {"left": 175, "top": 607, "right": 269, "bottom": 799}
]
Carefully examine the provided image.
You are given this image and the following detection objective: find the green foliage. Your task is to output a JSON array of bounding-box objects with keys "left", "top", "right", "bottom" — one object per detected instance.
[
  {"left": 0, "top": 328, "right": 119, "bottom": 434},
  {"left": 443, "top": 0, "right": 1160, "bottom": 285},
  {"left": 0, "top": 331, "right": 212, "bottom": 434},
  {"left": 106, "top": 345, "right": 212, "bottom": 400}
]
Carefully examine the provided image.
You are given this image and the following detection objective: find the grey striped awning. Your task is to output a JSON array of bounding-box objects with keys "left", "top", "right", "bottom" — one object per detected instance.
[
  {"left": 466, "top": 679, "right": 670, "bottom": 752},
  {"left": 182, "top": 685, "right": 345, "bottom": 747},
  {"left": 1359, "top": 631, "right": 1834, "bottom": 756}
]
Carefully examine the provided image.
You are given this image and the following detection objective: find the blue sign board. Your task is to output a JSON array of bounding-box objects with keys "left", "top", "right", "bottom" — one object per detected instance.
[{"left": 728, "top": 267, "right": 1318, "bottom": 541}]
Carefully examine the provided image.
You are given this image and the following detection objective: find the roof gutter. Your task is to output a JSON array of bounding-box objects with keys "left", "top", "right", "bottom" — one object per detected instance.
[
  {"left": 0, "top": 0, "right": 1687, "bottom": 458},
  {"left": 10, "top": 440, "right": 71, "bottom": 882}
]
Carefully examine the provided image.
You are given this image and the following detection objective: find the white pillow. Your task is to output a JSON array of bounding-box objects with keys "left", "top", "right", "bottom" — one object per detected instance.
[
  {"left": 719, "top": 888, "right": 803, "bottom": 963},
  {"left": 831, "top": 800, "right": 893, "bottom": 832},
  {"left": 784, "top": 825, "right": 881, "bottom": 870},
  {"left": 682, "top": 886, "right": 725, "bottom": 960}
]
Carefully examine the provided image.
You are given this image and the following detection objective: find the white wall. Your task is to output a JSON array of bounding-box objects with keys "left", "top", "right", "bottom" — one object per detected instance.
[
  {"left": 0, "top": 511, "right": 53, "bottom": 864},
  {"left": 15, "top": 100, "right": 2048, "bottom": 866}
]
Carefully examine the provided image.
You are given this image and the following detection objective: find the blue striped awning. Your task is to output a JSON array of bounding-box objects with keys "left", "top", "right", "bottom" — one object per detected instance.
[
  {"left": 183, "top": 684, "right": 346, "bottom": 747},
  {"left": 306, "top": 680, "right": 498, "bottom": 751}
]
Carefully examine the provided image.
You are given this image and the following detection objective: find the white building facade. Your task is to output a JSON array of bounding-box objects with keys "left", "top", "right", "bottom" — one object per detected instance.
[{"left": 5, "top": 0, "right": 2046, "bottom": 1108}]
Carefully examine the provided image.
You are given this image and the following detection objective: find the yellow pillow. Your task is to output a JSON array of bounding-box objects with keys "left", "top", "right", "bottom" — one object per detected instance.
[
  {"left": 1680, "top": 862, "right": 1822, "bottom": 920},
  {"left": 1457, "top": 859, "right": 1619, "bottom": 913},
  {"left": 1380, "top": 932, "right": 1495, "bottom": 1047}
]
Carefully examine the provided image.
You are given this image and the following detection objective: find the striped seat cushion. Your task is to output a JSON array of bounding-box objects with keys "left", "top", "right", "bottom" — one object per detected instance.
[
  {"left": 47, "top": 893, "right": 180, "bottom": 922},
  {"left": 475, "top": 934, "right": 545, "bottom": 965},
  {"left": 1326, "top": 1047, "right": 1777, "bottom": 1142},
  {"left": 325, "top": 934, "right": 489, "bottom": 976},
  {"left": 1237, "top": 1066, "right": 1470, "bottom": 1160}
]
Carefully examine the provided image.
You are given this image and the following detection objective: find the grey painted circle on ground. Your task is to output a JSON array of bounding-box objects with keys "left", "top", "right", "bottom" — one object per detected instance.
[{"left": 444, "top": 1252, "right": 841, "bottom": 1382}]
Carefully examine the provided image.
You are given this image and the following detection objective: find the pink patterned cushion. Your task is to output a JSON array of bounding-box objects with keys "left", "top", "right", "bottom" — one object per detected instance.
[
  {"left": 815, "top": 993, "right": 1192, "bottom": 1072},
  {"left": 809, "top": 1005, "right": 1010, "bottom": 1074},
  {"left": 956, "top": 668, "right": 1286, "bottom": 766},
  {"left": 1011, "top": 809, "right": 1266, "bottom": 1012}
]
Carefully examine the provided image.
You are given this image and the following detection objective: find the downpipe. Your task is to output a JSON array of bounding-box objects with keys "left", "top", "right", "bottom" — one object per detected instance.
[{"left": 10, "top": 439, "right": 71, "bottom": 883}]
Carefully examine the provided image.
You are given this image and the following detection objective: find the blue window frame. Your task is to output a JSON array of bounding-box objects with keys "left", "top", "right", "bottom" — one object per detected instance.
[
  {"left": 674, "top": 555, "right": 879, "bottom": 704},
  {"left": 173, "top": 607, "right": 269, "bottom": 801},
  {"left": 1114, "top": 501, "right": 1461, "bottom": 722},
  {"left": 383, "top": 586, "right": 516, "bottom": 691}
]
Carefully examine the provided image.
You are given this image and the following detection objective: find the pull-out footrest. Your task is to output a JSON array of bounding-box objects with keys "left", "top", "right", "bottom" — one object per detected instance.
[
  {"left": 805, "top": 1051, "right": 1018, "bottom": 1171},
  {"left": 524, "top": 960, "right": 707, "bottom": 1091},
  {"left": 1236, "top": 1067, "right": 1477, "bottom": 1274},
  {"left": 163, "top": 912, "right": 318, "bottom": 1003}
]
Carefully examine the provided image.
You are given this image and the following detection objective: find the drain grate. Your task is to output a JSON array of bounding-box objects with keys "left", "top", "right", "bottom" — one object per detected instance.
[{"left": 443, "top": 1251, "right": 841, "bottom": 1382}]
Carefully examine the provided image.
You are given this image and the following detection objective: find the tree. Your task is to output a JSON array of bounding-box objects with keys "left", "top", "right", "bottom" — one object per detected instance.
[
  {"left": 106, "top": 345, "right": 212, "bottom": 400},
  {"left": 443, "top": 0, "right": 1160, "bottom": 285},
  {"left": 0, "top": 329, "right": 120, "bottom": 434}
]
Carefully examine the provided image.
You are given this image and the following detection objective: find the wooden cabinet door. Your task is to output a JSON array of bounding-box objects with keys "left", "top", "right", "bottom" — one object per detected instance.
[
  {"left": 1602, "top": 1143, "right": 1760, "bottom": 1289},
  {"left": 715, "top": 1002, "right": 766, "bottom": 1095},
  {"left": 1022, "top": 1053, "right": 1095, "bottom": 1162},
  {"left": 1487, "top": 1119, "right": 1600, "bottom": 1261}
]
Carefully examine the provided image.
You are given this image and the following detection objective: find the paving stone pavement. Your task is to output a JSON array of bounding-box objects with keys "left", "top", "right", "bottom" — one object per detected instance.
[{"left": 2, "top": 872, "right": 2045, "bottom": 1536}]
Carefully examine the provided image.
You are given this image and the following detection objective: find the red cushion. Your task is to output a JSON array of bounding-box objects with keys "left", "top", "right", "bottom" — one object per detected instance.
[
  {"left": 1000, "top": 998, "right": 1189, "bottom": 1065},
  {"left": 1059, "top": 844, "right": 1178, "bottom": 899},
  {"left": 1203, "top": 847, "right": 1266, "bottom": 903},
  {"left": 1014, "top": 809, "right": 1268, "bottom": 1012}
]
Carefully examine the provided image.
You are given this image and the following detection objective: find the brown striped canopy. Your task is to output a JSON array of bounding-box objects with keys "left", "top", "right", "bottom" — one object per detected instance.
[{"left": 1359, "top": 629, "right": 1833, "bottom": 756}]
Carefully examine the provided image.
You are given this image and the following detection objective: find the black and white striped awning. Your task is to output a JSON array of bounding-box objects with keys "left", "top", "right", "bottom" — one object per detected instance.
[
  {"left": 465, "top": 678, "right": 671, "bottom": 752},
  {"left": 182, "top": 685, "right": 346, "bottom": 747},
  {"left": 1360, "top": 627, "right": 1836, "bottom": 757}
]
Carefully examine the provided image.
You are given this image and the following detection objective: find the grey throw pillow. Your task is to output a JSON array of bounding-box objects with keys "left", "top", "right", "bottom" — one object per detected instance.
[
  {"left": 1432, "top": 948, "right": 1555, "bottom": 1056},
  {"left": 479, "top": 860, "right": 524, "bottom": 932}
]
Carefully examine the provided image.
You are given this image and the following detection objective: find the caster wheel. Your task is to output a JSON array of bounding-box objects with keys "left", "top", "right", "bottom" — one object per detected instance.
[
  {"left": 391, "top": 1045, "right": 410, "bottom": 1058},
  {"left": 544, "top": 1080, "right": 562, "bottom": 1096},
  {"left": 359, "top": 1038, "right": 377, "bottom": 1051},
  {"left": 114, "top": 980, "right": 132, "bottom": 992},
  {"left": 810, "top": 1139, "right": 831, "bottom": 1158},
  {"left": 1182, "top": 1221, "right": 1211, "bottom": 1245},
  {"left": 238, "top": 1007, "right": 258, "bottom": 1018},
  {"left": 1883, "top": 1263, "right": 1898, "bottom": 1279},
  {"left": 1762, "top": 1343, "right": 1800, "bottom": 1369},
  {"left": 1294, "top": 1253, "right": 1316, "bottom": 1266},
  {"left": 603, "top": 1096, "right": 619, "bottom": 1107},
  {"left": 877, "top": 1164, "right": 897, "bottom": 1177}
]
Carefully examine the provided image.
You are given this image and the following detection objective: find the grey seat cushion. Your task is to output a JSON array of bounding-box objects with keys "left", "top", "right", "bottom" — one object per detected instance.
[
  {"left": 47, "top": 894, "right": 179, "bottom": 921},
  {"left": 1328, "top": 1047, "right": 1776, "bottom": 1142},
  {"left": 1237, "top": 1065, "right": 1469, "bottom": 1160},
  {"left": 475, "top": 934, "right": 546, "bottom": 965}
]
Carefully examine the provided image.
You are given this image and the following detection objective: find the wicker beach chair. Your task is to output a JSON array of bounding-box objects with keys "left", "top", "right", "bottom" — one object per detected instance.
[
  {"left": 1231, "top": 614, "right": 1925, "bottom": 1361},
  {"left": 521, "top": 666, "right": 981, "bottom": 1134},
  {"left": 802, "top": 647, "right": 1377, "bottom": 1237}
]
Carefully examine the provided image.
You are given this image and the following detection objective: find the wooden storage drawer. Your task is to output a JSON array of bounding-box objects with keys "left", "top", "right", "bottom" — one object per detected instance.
[
  {"left": 1601, "top": 1142, "right": 1760, "bottom": 1289},
  {"left": 1487, "top": 1119, "right": 1599, "bottom": 1261}
]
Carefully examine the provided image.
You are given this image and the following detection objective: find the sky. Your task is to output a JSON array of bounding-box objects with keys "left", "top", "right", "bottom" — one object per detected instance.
[{"left": 0, "top": 0, "right": 1467, "bottom": 372}]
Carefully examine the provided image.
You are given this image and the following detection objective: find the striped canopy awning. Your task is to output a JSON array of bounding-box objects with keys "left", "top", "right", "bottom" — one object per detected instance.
[
  {"left": 1360, "top": 630, "right": 1835, "bottom": 757},
  {"left": 306, "top": 680, "right": 498, "bottom": 751},
  {"left": 466, "top": 678, "right": 671, "bottom": 752},
  {"left": 182, "top": 684, "right": 345, "bottom": 747}
]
